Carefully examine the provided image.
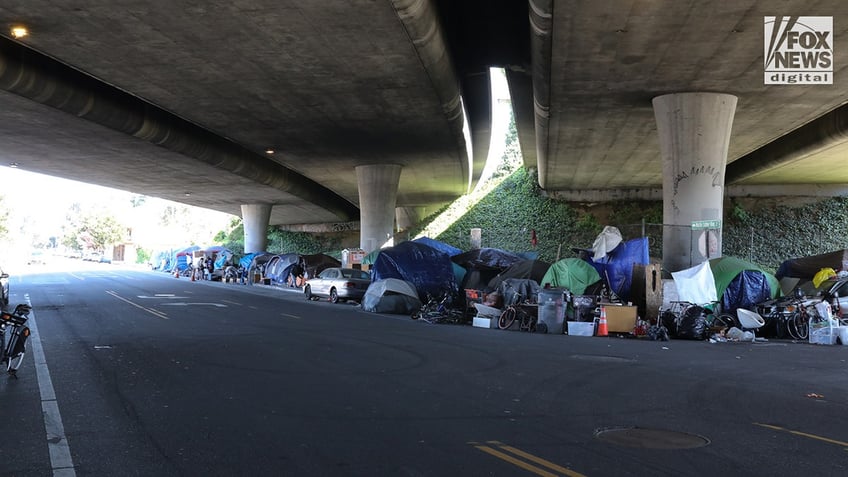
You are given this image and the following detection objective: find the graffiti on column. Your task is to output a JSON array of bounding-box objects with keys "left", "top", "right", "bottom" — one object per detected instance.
[{"left": 672, "top": 164, "right": 723, "bottom": 195}]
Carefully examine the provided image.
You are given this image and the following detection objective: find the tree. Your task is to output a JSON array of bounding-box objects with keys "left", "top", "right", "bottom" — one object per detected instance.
[{"left": 63, "top": 211, "right": 126, "bottom": 252}]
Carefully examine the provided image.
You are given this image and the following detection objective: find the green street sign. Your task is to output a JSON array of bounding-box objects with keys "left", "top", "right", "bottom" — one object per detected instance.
[{"left": 692, "top": 219, "right": 722, "bottom": 230}]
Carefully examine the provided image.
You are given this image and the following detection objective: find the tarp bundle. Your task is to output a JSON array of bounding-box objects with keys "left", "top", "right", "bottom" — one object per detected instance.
[
  {"left": 371, "top": 241, "right": 458, "bottom": 300},
  {"left": 540, "top": 258, "right": 601, "bottom": 295},
  {"left": 487, "top": 259, "right": 551, "bottom": 291},
  {"left": 362, "top": 278, "right": 421, "bottom": 314},
  {"left": 589, "top": 237, "right": 649, "bottom": 302},
  {"left": 776, "top": 249, "right": 848, "bottom": 280}
]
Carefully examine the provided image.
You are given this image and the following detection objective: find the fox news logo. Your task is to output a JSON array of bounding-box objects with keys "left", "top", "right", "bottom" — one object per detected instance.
[{"left": 764, "top": 16, "right": 833, "bottom": 85}]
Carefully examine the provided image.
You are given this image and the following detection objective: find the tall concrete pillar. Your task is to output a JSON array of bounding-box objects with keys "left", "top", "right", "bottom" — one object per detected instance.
[
  {"left": 395, "top": 206, "right": 428, "bottom": 232},
  {"left": 653, "top": 93, "right": 737, "bottom": 272},
  {"left": 241, "top": 204, "right": 272, "bottom": 253},
  {"left": 357, "top": 164, "right": 402, "bottom": 253}
]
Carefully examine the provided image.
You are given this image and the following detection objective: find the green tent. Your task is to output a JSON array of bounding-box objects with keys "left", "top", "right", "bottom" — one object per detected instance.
[
  {"left": 708, "top": 256, "right": 781, "bottom": 300},
  {"left": 540, "top": 258, "right": 601, "bottom": 295}
]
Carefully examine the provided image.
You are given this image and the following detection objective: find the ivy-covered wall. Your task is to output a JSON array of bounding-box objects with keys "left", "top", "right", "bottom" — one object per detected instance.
[{"left": 416, "top": 167, "right": 848, "bottom": 273}]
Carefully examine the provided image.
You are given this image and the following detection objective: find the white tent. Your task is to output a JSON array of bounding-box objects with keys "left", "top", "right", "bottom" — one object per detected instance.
[{"left": 362, "top": 278, "right": 422, "bottom": 314}]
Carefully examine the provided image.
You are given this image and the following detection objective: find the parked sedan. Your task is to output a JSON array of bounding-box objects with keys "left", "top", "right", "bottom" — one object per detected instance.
[
  {"left": 304, "top": 267, "right": 371, "bottom": 304},
  {"left": 1, "top": 264, "right": 9, "bottom": 306}
]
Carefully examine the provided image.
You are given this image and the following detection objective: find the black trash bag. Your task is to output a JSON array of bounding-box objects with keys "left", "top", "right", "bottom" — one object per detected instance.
[{"left": 675, "top": 305, "right": 707, "bottom": 340}]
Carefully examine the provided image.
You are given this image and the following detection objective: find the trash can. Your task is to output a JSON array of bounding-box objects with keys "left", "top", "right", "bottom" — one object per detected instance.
[{"left": 538, "top": 289, "right": 565, "bottom": 334}]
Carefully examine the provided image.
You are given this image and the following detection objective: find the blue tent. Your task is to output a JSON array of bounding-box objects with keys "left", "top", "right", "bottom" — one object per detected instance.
[{"left": 371, "top": 241, "right": 458, "bottom": 300}]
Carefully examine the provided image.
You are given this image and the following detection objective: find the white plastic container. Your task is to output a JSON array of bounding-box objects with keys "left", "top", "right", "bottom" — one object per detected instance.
[{"left": 567, "top": 321, "right": 595, "bottom": 336}]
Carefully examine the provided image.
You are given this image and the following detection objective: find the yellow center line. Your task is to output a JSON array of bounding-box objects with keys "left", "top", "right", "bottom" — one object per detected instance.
[
  {"left": 754, "top": 423, "right": 848, "bottom": 449},
  {"left": 105, "top": 290, "right": 169, "bottom": 319},
  {"left": 280, "top": 313, "right": 301, "bottom": 320},
  {"left": 472, "top": 444, "right": 559, "bottom": 477},
  {"left": 487, "top": 441, "right": 588, "bottom": 477}
]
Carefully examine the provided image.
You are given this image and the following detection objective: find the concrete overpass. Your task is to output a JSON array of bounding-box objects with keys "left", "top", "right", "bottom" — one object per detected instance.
[{"left": 1, "top": 2, "right": 847, "bottom": 267}]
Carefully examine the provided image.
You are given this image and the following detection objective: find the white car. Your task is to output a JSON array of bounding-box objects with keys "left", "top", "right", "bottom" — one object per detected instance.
[{"left": 304, "top": 268, "right": 371, "bottom": 304}]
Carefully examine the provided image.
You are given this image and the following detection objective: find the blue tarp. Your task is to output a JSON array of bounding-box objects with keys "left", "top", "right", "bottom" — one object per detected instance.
[
  {"left": 371, "top": 241, "right": 458, "bottom": 300},
  {"left": 589, "top": 237, "right": 649, "bottom": 302},
  {"left": 412, "top": 237, "right": 463, "bottom": 257},
  {"left": 722, "top": 270, "right": 774, "bottom": 315}
]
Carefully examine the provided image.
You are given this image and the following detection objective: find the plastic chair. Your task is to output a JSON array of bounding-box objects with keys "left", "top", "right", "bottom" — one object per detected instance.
[{"left": 737, "top": 308, "right": 767, "bottom": 342}]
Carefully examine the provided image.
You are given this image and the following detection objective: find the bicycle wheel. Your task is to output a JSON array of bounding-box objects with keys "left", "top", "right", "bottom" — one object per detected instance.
[
  {"left": 498, "top": 307, "right": 516, "bottom": 330},
  {"left": 712, "top": 313, "right": 736, "bottom": 331},
  {"left": 787, "top": 312, "right": 808, "bottom": 340}
]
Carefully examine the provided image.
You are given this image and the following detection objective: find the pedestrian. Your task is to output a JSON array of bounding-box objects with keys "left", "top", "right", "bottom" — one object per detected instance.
[{"left": 290, "top": 261, "right": 304, "bottom": 288}]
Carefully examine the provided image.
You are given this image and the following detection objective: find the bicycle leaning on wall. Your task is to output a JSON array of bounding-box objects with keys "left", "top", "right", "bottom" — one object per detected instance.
[{"left": 1, "top": 303, "right": 32, "bottom": 377}]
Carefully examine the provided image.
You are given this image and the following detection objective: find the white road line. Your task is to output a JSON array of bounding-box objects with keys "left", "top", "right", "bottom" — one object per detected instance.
[
  {"left": 26, "top": 294, "right": 77, "bottom": 476},
  {"left": 105, "top": 290, "right": 169, "bottom": 319}
]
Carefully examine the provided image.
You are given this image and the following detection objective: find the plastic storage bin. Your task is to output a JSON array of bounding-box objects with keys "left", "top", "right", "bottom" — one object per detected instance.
[{"left": 538, "top": 289, "right": 565, "bottom": 334}]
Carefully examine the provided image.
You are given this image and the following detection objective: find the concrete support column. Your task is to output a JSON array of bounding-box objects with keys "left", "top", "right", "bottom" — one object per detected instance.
[
  {"left": 653, "top": 93, "right": 738, "bottom": 272},
  {"left": 395, "top": 206, "right": 428, "bottom": 233},
  {"left": 357, "top": 164, "right": 402, "bottom": 253},
  {"left": 241, "top": 204, "right": 272, "bottom": 254}
]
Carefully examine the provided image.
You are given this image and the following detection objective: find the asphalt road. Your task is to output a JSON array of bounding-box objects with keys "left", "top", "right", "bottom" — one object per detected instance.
[{"left": 2, "top": 260, "right": 848, "bottom": 476}]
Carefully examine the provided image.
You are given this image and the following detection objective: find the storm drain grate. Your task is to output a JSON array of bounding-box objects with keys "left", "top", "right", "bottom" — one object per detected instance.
[{"left": 594, "top": 426, "right": 710, "bottom": 449}]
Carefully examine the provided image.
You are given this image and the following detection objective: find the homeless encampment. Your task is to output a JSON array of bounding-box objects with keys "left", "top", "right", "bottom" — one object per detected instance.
[
  {"left": 412, "top": 237, "right": 462, "bottom": 257},
  {"left": 362, "top": 278, "right": 422, "bottom": 314},
  {"left": 170, "top": 245, "right": 201, "bottom": 272},
  {"left": 776, "top": 249, "right": 848, "bottom": 280},
  {"left": 539, "top": 258, "right": 601, "bottom": 295},
  {"left": 371, "top": 241, "right": 458, "bottom": 300}
]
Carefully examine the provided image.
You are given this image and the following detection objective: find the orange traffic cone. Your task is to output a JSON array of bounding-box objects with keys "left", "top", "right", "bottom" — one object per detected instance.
[{"left": 597, "top": 306, "right": 609, "bottom": 337}]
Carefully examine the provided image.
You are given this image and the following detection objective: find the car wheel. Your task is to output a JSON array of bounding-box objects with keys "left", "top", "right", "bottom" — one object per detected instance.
[
  {"left": 304, "top": 285, "right": 313, "bottom": 300},
  {"left": 329, "top": 288, "right": 339, "bottom": 304}
]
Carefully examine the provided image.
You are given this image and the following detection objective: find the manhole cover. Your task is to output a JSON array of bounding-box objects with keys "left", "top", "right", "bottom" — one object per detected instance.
[{"left": 594, "top": 427, "right": 710, "bottom": 449}]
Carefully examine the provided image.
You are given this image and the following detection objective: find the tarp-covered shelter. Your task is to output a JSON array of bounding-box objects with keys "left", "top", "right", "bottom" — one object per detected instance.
[
  {"left": 264, "top": 253, "right": 301, "bottom": 285},
  {"left": 488, "top": 259, "right": 551, "bottom": 291},
  {"left": 452, "top": 248, "right": 524, "bottom": 291},
  {"left": 301, "top": 254, "right": 341, "bottom": 279},
  {"left": 170, "top": 245, "right": 201, "bottom": 272},
  {"left": 709, "top": 256, "right": 781, "bottom": 313},
  {"left": 776, "top": 249, "right": 848, "bottom": 280},
  {"left": 412, "top": 237, "right": 462, "bottom": 257},
  {"left": 589, "top": 237, "right": 650, "bottom": 302},
  {"left": 362, "top": 278, "right": 422, "bottom": 314},
  {"left": 372, "top": 241, "right": 458, "bottom": 300},
  {"left": 540, "top": 258, "right": 601, "bottom": 295}
]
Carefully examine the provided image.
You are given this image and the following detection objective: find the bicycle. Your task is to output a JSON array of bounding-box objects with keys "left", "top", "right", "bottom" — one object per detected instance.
[
  {"left": 498, "top": 304, "right": 539, "bottom": 332},
  {"left": 1, "top": 303, "right": 32, "bottom": 378},
  {"left": 412, "top": 293, "right": 465, "bottom": 324}
]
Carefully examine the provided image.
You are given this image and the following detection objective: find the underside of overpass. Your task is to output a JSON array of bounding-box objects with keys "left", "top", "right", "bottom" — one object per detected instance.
[{"left": 1, "top": 1, "right": 848, "bottom": 234}]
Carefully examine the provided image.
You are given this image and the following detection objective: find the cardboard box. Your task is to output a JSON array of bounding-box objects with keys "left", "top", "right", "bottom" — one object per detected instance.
[{"left": 602, "top": 305, "right": 638, "bottom": 333}]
